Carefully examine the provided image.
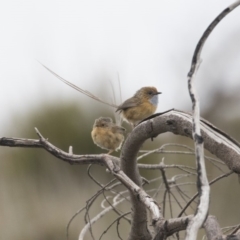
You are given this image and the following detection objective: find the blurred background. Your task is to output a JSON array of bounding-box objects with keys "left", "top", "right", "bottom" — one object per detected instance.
[{"left": 0, "top": 0, "right": 240, "bottom": 239}]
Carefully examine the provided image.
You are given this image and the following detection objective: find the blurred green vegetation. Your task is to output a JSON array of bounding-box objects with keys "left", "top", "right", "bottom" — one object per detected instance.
[{"left": 0, "top": 88, "right": 240, "bottom": 240}]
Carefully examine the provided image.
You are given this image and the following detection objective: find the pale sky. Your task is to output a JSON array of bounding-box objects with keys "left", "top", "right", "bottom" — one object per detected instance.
[{"left": 1, "top": 0, "right": 240, "bottom": 131}]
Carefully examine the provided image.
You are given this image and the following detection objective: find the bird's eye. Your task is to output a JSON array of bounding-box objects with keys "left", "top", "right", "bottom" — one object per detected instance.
[
  {"left": 101, "top": 123, "right": 105, "bottom": 127},
  {"left": 148, "top": 91, "right": 153, "bottom": 95}
]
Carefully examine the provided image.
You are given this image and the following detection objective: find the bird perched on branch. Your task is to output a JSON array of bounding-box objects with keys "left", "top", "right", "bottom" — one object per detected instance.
[
  {"left": 40, "top": 64, "right": 162, "bottom": 126},
  {"left": 116, "top": 87, "right": 161, "bottom": 126},
  {"left": 91, "top": 117, "right": 125, "bottom": 154}
]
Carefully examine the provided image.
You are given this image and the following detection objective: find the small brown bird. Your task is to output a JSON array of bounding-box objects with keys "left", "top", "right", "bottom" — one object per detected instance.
[
  {"left": 116, "top": 86, "right": 162, "bottom": 126},
  {"left": 91, "top": 117, "right": 125, "bottom": 154},
  {"left": 40, "top": 65, "right": 162, "bottom": 125}
]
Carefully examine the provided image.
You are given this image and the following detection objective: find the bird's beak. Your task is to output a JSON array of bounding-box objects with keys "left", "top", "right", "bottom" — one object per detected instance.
[{"left": 156, "top": 92, "right": 162, "bottom": 95}]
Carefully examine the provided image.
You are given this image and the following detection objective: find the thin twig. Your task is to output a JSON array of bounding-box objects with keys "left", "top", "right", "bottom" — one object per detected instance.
[
  {"left": 229, "top": 224, "right": 240, "bottom": 235},
  {"left": 178, "top": 171, "right": 233, "bottom": 217},
  {"left": 79, "top": 198, "right": 126, "bottom": 240},
  {"left": 98, "top": 212, "right": 131, "bottom": 240},
  {"left": 66, "top": 206, "right": 86, "bottom": 240}
]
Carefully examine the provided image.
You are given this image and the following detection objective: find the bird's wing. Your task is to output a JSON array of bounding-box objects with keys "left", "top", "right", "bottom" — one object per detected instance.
[
  {"left": 112, "top": 125, "right": 126, "bottom": 134},
  {"left": 116, "top": 97, "right": 139, "bottom": 112}
]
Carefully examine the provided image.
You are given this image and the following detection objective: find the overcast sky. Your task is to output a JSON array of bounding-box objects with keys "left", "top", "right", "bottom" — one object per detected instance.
[{"left": 1, "top": 0, "right": 240, "bottom": 131}]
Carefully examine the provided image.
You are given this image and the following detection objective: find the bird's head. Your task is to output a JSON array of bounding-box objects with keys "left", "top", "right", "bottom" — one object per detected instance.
[
  {"left": 135, "top": 87, "right": 161, "bottom": 106},
  {"left": 93, "top": 117, "right": 113, "bottom": 128}
]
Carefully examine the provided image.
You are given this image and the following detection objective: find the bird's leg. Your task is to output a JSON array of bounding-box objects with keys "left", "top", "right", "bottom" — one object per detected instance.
[{"left": 107, "top": 150, "right": 114, "bottom": 155}]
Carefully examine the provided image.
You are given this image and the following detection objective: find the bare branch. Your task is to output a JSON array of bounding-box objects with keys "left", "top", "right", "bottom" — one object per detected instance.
[
  {"left": 79, "top": 198, "right": 126, "bottom": 240},
  {"left": 0, "top": 130, "right": 120, "bottom": 166},
  {"left": 188, "top": 0, "right": 240, "bottom": 78},
  {"left": 186, "top": 37, "right": 209, "bottom": 240},
  {"left": 153, "top": 215, "right": 194, "bottom": 240},
  {"left": 138, "top": 163, "right": 196, "bottom": 174},
  {"left": 178, "top": 171, "right": 233, "bottom": 218},
  {"left": 231, "top": 225, "right": 240, "bottom": 235},
  {"left": 99, "top": 212, "right": 131, "bottom": 240},
  {"left": 186, "top": 2, "right": 240, "bottom": 238},
  {"left": 204, "top": 215, "right": 222, "bottom": 240},
  {"left": 66, "top": 206, "right": 86, "bottom": 240}
]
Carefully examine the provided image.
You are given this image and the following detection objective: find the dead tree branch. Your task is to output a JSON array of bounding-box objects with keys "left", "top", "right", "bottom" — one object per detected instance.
[
  {"left": 186, "top": 1, "right": 240, "bottom": 238},
  {"left": 120, "top": 109, "right": 240, "bottom": 239},
  {"left": 1, "top": 109, "right": 240, "bottom": 239}
]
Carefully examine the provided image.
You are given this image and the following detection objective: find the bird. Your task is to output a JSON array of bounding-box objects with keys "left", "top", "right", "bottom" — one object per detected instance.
[
  {"left": 116, "top": 87, "right": 162, "bottom": 126},
  {"left": 40, "top": 64, "right": 162, "bottom": 126},
  {"left": 91, "top": 117, "right": 125, "bottom": 154}
]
